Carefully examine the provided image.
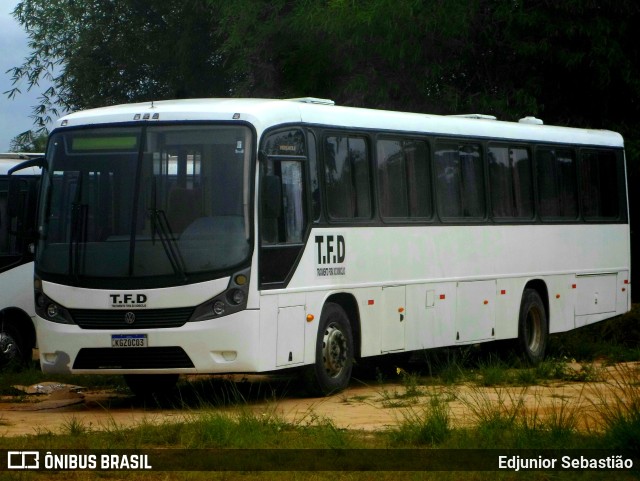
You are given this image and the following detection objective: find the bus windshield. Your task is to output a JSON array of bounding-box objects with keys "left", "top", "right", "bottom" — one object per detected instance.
[{"left": 37, "top": 125, "right": 253, "bottom": 287}]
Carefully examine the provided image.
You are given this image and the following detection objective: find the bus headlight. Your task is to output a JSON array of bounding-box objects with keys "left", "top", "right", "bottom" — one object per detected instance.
[
  {"left": 188, "top": 268, "right": 250, "bottom": 322},
  {"left": 47, "top": 304, "right": 59, "bottom": 318},
  {"left": 36, "top": 293, "right": 47, "bottom": 308},
  {"left": 34, "top": 277, "right": 75, "bottom": 324},
  {"left": 35, "top": 296, "right": 74, "bottom": 324},
  {"left": 228, "top": 289, "right": 245, "bottom": 305},
  {"left": 213, "top": 301, "right": 226, "bottom": 316}
]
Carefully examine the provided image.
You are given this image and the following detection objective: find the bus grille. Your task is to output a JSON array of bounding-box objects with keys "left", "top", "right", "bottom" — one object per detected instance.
[
  {"left": 73, "top": 347, "right": 194, "bottom": 369},
  {"left": 69, "top": 307, "right": 195, "bottom": 329}
]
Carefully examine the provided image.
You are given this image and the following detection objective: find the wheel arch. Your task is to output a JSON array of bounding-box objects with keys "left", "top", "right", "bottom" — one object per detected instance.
[
  {"left": 522, "top": 279, "right": 550, "bottom": 327},
  {"left": 0, "top": 307, "right": 36, "bottom": 351},
  {"left": 324, "top": 292, "right": 362, "bottom": 359}
]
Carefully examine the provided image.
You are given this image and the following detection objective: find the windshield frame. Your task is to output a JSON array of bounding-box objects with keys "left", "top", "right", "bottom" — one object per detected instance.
[{"left": 35, "top": 121, "right": 256, "bottom": 289}]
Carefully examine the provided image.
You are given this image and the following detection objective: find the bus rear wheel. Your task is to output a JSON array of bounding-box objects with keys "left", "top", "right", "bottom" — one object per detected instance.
[
  {"left": 303, "top": 302, "right": 354, "bottom": 396},
  {"left": 517, "top": 289, "right": 548, "bottom": 365}
]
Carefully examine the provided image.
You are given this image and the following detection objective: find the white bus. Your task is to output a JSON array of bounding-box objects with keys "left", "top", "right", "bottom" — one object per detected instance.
[
  {"left": 29, "top": 98, "right": 630, "bottom": 395},
  {"left": 1, "top": 153, "right": 42, "bottom": 368}
]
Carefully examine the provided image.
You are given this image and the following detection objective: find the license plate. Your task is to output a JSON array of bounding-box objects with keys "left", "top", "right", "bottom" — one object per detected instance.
[{"left": 111, "top": 334, "right": 147, "bottom": 348}]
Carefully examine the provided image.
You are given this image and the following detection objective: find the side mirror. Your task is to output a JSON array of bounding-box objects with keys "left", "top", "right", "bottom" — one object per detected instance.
[
  {"left": 8, "top": 156, "right": 46, "bottom": 175},
  {"left": 7, "top": 156, "right": 45, "bottom": 219},
  {"left": 262, "top": 175, "right": 282, "bottom": 219}
]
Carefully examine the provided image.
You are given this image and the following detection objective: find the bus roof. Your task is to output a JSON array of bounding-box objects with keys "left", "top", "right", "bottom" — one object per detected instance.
[
  {"left": 0, "top": 153, "right": 43, "bottom": 176},
  {"left": 54, "top": 98, "right": 624, "bottom": 148}
]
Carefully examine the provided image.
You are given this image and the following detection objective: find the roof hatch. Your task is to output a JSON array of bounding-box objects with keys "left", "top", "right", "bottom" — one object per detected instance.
[
  {"left": 286, "top": 97, "right": 335, "bottom": 106},
  {"left": 519, "top": 116, "right": 544, "bottom": 125},
  {"left": 448, "top": 114, "right": 497, "bottom": 120}
]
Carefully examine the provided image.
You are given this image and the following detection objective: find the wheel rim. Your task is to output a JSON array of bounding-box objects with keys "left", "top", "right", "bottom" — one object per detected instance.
[
  {"left": 322, "top": 322, "right": 348, "bottom": 378},
  {"left": 0, "top": 333, "right": 20, "bottom": 364},
  {"left": 525, "top": 307, "right": 542, "bottom": 354}
]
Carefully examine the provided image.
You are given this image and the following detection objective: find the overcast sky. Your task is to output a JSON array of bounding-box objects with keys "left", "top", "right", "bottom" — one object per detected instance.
[{"left": 0, "top": 0, "right": 56, "bottom": 152}]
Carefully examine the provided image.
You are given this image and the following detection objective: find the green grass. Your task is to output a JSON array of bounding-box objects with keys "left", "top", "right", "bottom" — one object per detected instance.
[
  {"left": 389, "top": 391, "right": 452, "bottom": 446},
  {"left": 384, "top": 308, "right": 640, "bottom": 390},
  {"left": 548, "top": 304, "right": 640, "bottom": 362},
  {"left": 0, "top": 385, "right": 637, "bottom": 480}
]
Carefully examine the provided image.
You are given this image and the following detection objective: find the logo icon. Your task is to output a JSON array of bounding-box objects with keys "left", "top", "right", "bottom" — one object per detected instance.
[
  {"left": 7, "top": 451, "right": 40, "bottom": 470},
  {"left": 124, "top": 312, "right": 136, "bottom": 325}
]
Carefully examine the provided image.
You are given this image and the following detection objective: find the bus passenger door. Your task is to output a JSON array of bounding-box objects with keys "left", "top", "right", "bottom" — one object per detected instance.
[
  {"left": 381, "top": 285, "right": 406, "bottom": 352},
  {"left": 259, "top": 129, "right": 310, "bottom": 289}
]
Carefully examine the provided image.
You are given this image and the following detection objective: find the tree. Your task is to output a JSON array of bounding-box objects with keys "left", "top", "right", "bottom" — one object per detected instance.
[
  {"left": 9, "top": 0, "right": 640, "bottom": 127},
  {"left": 9, "top": 130, "right": 48, "bottom": 153},
  {"left": 209, "top": 0, "right": 640, "bottom": 129},
  {"left": 6, "top": 0, "right": 231, "bottom": 127}
]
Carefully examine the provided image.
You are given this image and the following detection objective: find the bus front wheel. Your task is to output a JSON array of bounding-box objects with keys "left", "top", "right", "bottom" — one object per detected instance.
[
  {"left": 304, "top": 302, "right": 354, "bottom": 396},
  {"left": 517, "top": 289, "right": 548, "bottom": 364},
  {"left": 0, "top": 322, "right": 28, "bottom": 369}
]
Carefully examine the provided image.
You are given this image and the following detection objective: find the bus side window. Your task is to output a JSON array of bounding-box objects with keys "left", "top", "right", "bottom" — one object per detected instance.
[
  {"left": 377, "top": 138, "right": 431, "bottom": 220},
  {"left": 324, "top": 135, "right": 371, "bottom": 220},
  {"left": 581, "top": 149, "right": 619, "bottom": 219},
  {"left": 537, "top": 147, "right": 578, "bottom": 219},
  {"left": 489, "top": 145, "right": 533, "bottom": 219},
  {"left": 435, "top": 142, "right": 484, "bottom": 219},
  {"left": 261, "top": 159, "right": 305, "bottom": 244}
]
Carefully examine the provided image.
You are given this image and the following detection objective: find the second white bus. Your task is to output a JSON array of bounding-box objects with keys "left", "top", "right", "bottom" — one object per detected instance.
[{"left": 1, "top": 153, "right": 42, "bottom": 368}]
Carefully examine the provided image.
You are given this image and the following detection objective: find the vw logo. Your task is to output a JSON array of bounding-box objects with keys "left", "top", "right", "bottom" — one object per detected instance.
[{"left": 124, "top": 312, "right": 136, "bottom": 325}]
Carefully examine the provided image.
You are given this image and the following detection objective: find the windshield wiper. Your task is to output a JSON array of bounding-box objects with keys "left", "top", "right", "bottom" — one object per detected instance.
[
  {"left": 148, "top": 208, "right": 188, "bottom": 283},
  {"left": 68, "top": 173, "right": 88, "bottom": 283},
  {"left": 68, "top": 203, "right": 88, "bottom": 282}
]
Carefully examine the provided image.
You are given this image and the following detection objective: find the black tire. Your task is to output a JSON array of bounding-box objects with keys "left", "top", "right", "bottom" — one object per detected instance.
[
  {"left": 303, "top": 302, "right": 354, "bottom": 396},
  {"left": 124, "top": 374, "right": 179, "bottom": 398},
  {"left": 517, "top": 289, "right": 548, "bottom": 365},
  {"left": 0, "top": 322, "right": 29, "bottom": 369}
]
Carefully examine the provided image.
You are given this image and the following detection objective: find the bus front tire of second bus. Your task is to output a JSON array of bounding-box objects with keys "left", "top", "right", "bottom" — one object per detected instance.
[
  {"left": 303, "top": 302, "right": 354, "bottom": 396},
  {"left": 0, "top": 321, "right": 29, "bottom": 369},
  {"left": 517, "top": 288, "right": 548, "bottom": 365}
]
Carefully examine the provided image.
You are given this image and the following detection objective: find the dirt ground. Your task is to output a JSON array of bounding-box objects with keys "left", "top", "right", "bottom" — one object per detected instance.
[{"left": 0, "top": 361, "right": 638, "bottom": 437}]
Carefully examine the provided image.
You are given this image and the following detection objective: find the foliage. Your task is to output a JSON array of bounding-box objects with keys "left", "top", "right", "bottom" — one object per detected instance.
[
  {"left": 6, "top": 0, "right": 231, "bottom": 129},
  {"left": 9, "top": 129, "right": 48, "bottom": 153},
  {"left": 7, "top": 1, "right": 640, "bottom": 124},
  {"left": 548, "top": 305, "right": 640, "bottom": 362},
  {"left": 595, "top": 363, "right": 640, "bottom": 453},
  {"left": 389, "top": 392, "right": 452, "bottom": 446}
]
